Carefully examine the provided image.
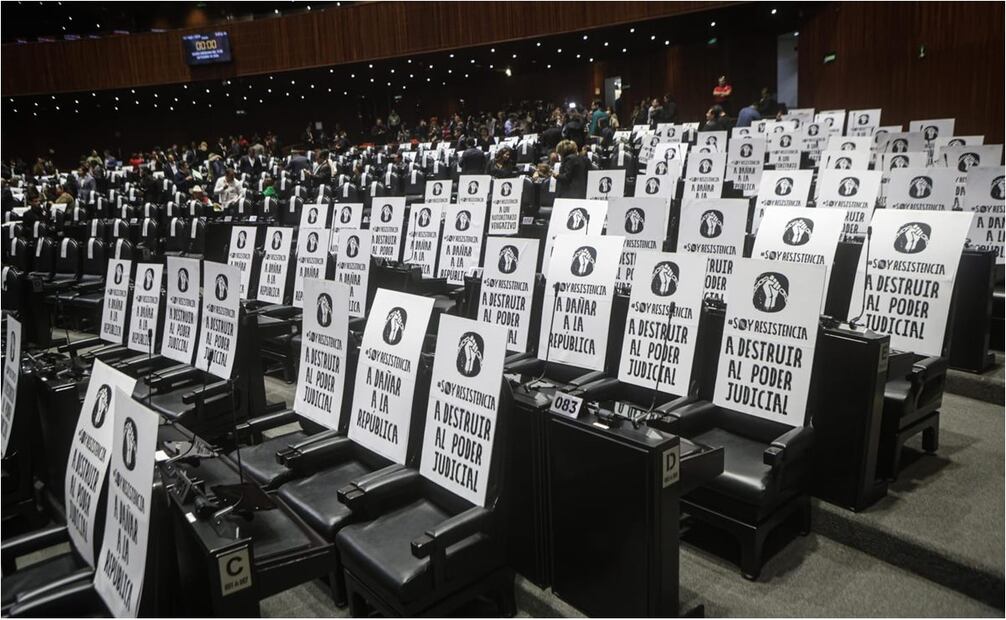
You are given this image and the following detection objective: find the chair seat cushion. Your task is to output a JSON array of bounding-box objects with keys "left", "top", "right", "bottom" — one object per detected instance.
[
  {"left": 230, "top": 432, "right": 306, "bottom": 489},
  {"left": 883, "top": 378, "right": 914, "bottom": 418},
  {"left": 277, "top": 460, "right": 373, "bottom": 539},
  {"left": 336, "top": 498, "right": 489, "bottom": 603},
  {"left": 1, "top": 553, "right": 83, "bottom": 610},
  {"left": 689, "top": 428, "right": 773, "bottom": 507}
]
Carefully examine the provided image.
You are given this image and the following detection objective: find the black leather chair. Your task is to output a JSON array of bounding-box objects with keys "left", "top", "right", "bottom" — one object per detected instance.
[{"left": 335, "top": 379, "right": 517, "bottom": 617}]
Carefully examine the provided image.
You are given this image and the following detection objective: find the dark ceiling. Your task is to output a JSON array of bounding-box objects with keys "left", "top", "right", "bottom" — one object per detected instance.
[{"left": 1, "top": 1, "right": 345, "bottom": 43}]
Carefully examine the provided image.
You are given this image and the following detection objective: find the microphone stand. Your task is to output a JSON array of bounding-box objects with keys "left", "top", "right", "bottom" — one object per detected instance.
[
  {"left": 402, "top": 210, "right": 420, "bottom": 265},
  {"left": 644, "top": 301, "right": 677, "bottom": 421},
  {"left": 848, "top": 226, "right": 873, "bottom": 329},
  {"left": 528, "top": 281, "right": 562, "bottom": 388}
]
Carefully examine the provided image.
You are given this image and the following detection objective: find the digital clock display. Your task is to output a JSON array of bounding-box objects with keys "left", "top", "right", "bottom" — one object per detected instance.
[{"left": 182, "top": 32, "right": 232, "bottom": 65}]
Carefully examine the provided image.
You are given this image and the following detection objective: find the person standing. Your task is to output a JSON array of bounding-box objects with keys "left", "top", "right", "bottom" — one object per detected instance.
[
  {"left": 736, "top": 101, "right": 762, "bottom": 128},
  {"left": 712, "top": 76, "right": 733, "bottom": 113}
]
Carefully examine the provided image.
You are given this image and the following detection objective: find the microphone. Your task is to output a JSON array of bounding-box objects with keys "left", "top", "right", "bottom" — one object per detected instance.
[
  {"left": 848, "top": 225, "right": 873, "bottom": 329},
  {"left": 646, "top": 301, "right": 677, "bottom": 415},
  {"left": 581, "top": 210, "right": 591, "bottom": 235},
  {"left": 529, "top": 281, "right": 562, "bottom": 387}
]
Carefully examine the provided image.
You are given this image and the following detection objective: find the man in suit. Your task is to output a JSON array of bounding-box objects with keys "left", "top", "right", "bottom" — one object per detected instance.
[{"left": 459, "top": 138, "right": 487, "bottom": 173}]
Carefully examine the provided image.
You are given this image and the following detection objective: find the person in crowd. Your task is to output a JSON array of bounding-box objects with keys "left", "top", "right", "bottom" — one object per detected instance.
[
  {"left": 312, "top": 151, "right": 332, "bottom": 182},
  {"left": 371, "top": 117, "right": 389, "bottom": 143},
  {"left": 490, "top": 146, "right": 516, "bottom": 178},
  {"left": 286, "top": 150, "right": 310, "bottom": 177},
  {"left": 460, "top": 138, "right": 487, "bottom": 173},
  {"left": 736, "top": 101, "right": 762, "bottom": 128},
  {"left": 562, "top": 112, "right": 586, "bottom": 149},
  {"left": 713, "top": 75, "right": 733, "bottom": 111},
  {"left": 758, "top": 87, "right": 779, "bottom": 117},
  {"left": 589, "top": 100, "right": 608, "bottom": 136},
  {"left": 658, "top": 93, "right": 678, "bottom": 123},
  {"left": 388, "top": 109, "right": 402, "bottom": 134},
  {"left": 597, "top": 116, "right": 615, "bottom": 148},
  {"left": 53, "top": 182, "right": 76, "bottom": 206},
  {"left": 532, "top": 162, "right": 553, "bottom": 181},
  {"left": 702, "top": 105, "right": 732, "bottom": 131},
  {"left": 261, "top": 176, "right": 278, "bottom": 198},
  {"left": 476, "top": 126, "right": 493, "bottom": 150},
  {"left": 606, "top": 107, "right": 620, "bottom": 130},
  {"left": 554, "top": 139, "right": 588, "bottom": 199},
  {"left": 213, "top": 167, "right": 242, "bottom": 209},
  {"left": 646, "top": 98, "right": 663, "bottom": 125}
]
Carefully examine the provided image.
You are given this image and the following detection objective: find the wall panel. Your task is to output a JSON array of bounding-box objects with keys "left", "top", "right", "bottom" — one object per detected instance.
[
  {"left": 798, "top": 2, "right": 1004, "bottom": 140},
  {"left": 2, "top": 1, "right": 738, "bottom": 95}
]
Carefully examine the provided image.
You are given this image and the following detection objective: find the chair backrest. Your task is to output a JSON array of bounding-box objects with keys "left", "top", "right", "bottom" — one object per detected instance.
[
  {"left": 139, "top": 218, "right": 159, "bottom": 246},
  {"left": 188, "top": 218, "right": 206, "bottom": 254},
  {"left": 109, "top": 218, "right": 129, "bottom": 239},
  {"left": 83, "top": 238, "right": 108, "bottom": 275},
  {"left": 259, "top": 196, "right": 279, "bottom": 220},
  {"left": 113, "top": 238, "right": 135, "bottom": 260},
  {"left": 31, "top": 236, "right": 56, "bottom": 275},
  {"left": 7, "top": 237, "right": 29, "bottom": 271},
  {"left": 55, "top": 238, "right": 81, "bottom": 277}
]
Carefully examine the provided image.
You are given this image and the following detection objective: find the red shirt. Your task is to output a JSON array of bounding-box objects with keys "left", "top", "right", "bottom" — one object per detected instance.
[{"left": 713, "top": 84, "right": 733, "bottom": 102}]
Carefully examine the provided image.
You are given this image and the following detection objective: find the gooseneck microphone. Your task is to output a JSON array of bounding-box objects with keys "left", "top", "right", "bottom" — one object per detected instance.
[
  {"left": 848, "top": 225, "right": 873, "bottom": 329},
  {"left": 402, "top": 210, "right": 420, "bottom": 264},
  {"left": 646, "top": 301, "right": 677, "bottom": 415},
  {"left": 530, "top": 281, "right": 562, "bottom": 386}
]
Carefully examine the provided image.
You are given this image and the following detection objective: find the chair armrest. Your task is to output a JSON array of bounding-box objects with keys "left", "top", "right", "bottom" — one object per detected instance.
[
  {"left": 281, "top": 435, "right": 354, "bottom": 473},
  {"left": 666, "top": 400, "right": 716, "bottom": 426},
  {"left": 411, "top": 506, "right": 490, "bottom": 559},
  {"left": 575, "top": 376, "right": 622, "bottom": 401},
  {"left": 569, "top": 370, "right": 609, "bottom": 389},
  {"left": 7, "top": 580, "right": 99, "bottom": 617},
  {"left": 73, "top": 280, "right": 106, "bottom": 294},
  {"left": 764, "top": 425, "right": 815, "bottom": 468},
  {"left": 234, "top": 409, "right": 299, "bottom": 440},
  {"left": 337, "top": 466, "right": 421, "bottom": 514},
  {"left": 114, "top": 353, "right": 164, "bottom": 374},
  {"left": 14, "top": 567, "right": 94, "bottom": 605},
  {"left": 56, "top": 336, "right": 103, "bottom": 354},
  {"left": 181, "top": 380, "right": 230, "bottom": 405},
  {"left": 507, "top": 356, "right": 543, "bottom": 376},
  {"left": 912, "top": 356, "right": 948, "bottom": 382},
  {"left": 1, "top": 525, "right": 70, "bottom": 572},
  {"left": 656, "top": 392, "right": 697, "bottom": 413}
]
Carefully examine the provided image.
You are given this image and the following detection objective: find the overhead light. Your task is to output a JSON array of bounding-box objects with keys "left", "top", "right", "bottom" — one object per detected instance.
[
  {"left": 329, "top": 68, "right": 334, "bottom": 73},
  {"left": 390, "top": 69, "right": 395, "bottom": 73},
  {"left": 490, "top": 48, "right": 495, "bottom": 53},
  {"left": 630, "top": 27, "right": 635, "bottom": 33},
  {"left": 407, "top": 59, "right": 412, "bottom": 63},
  {"left": 557, "top": 48, "right": 562, "bottom": 53},
  {"left": 604, "top": 41, "right": 609, "bottom": 47},
  {"left": 664, "top": 40, "right": 670, "bottom": 45},
  {"left": 512, "top": 53, "right": 517, "bottom": 58},
  {"left": 546, "top": 64, "right": 551, "bottom": 69},
  {"left": 449, "top": 53, "right": 454, "bottom": 58},
  {"left": 470, "top": 59, "right": 475, "bottom": 64},
  {"left": 536, "top": 42, "right": 541, "bottom": 47},
  {"left": 505, "top": 67, "right": 512, "bottom": 77},
  {"left": 582, "top": 35, "right": 588, "bottom": 40},
  {"left": 711, "top": 21, "right": 716, "bottom": 27},
  {"left": 576, "top": 54, "right": 581, "bottom": 59},
  {"left": 368, "top": 63, "right": 373, "bottom": 68},
  {"left": 351, "top": 73, "right": 355, "bottom": 78},
  {"left": 568, "top": 102, "right": 576, "bottom": 109},
  {"left": 588, "top": 57, "right": 594, "bottom": 62},
  {"left": 650, "top": 35, "right": 655, "bottom": 40},
  {"left": 622, "top": 48, "right": 627, "bottom": 53},
  {"left": 771, "top": 8, "right": 777, "bottom": 14}
]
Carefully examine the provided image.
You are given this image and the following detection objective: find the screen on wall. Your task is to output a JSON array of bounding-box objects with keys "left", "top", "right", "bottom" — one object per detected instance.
[{"left": 182, "top": 32, "right": 232, "bottom": 65}]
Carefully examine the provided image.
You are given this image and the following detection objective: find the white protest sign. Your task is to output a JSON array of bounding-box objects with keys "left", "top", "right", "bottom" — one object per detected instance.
[
  {"left": 820, "top": 149, "right": 870, "bottom": 171},
  {"left": 606, "top": 197, "right": 669, "bottom": 286},
  {"left": 293, "top": 228, "right": 331, "bottom": 308},
  {"left": 909, "top": 118, "right": 956, "bottom": 143},
  {"left": 330, "top": 203, "right": 364, "bottom": 253},
  {"left": 66, "top": 360, "right": 137, "bottom": 568},
  {"left": 424, "top": 179, "right": 452, "bottom": 205},
  {"left": 753, "top": 170, "right": 814, "bottom": 232},
  {"left": 767, "top": 132, "right": 801, "bottom": 170},
  {"left": 886, "top": 168, "right": 957, "bottom": 210},
  {"left": 195, "top": 261, "right": 241, "bottom": 379},
  {"left": 634, "top": 174, "right": 675, "bottom": 199},
  {"left": 419, "top": 315, "right": 507, "bottom": 507},
  {"left": 937, "top": 145, "right": 1003, "bottom": 207},
  {"left": 538, "top": 235, "right": 623, "bottom": 370},
  {"left": 488, "top": 177, "right": 524, "bottom": 235},
  {"left": 816, "top": 169, "right": 882, "bottom": 240},
  {"left": 846, "top": 109, "right": 881, "bottom": 137},
  {"left": 697, "top": 131, "right": 728, "bottom": 152},
  {"left": 126, "top": 263, "right": 163, "bottom": 354},
  {"left": 300, "top": 203, "right": 330, "bottom": 229},
  {"left": 783, "top": 108, "right": 815, "bottom": 127},
  {"left": 646, "top": 145, "right": 688, "bottom": 176},
  {"left": 227, "top": 226, "right": 257, "bottom": 299},
  {"left": 726, "top": 137, "right": 766, "bottom": 196},
  {"left": 753, "top": 207, "right": 845, "bottom": 309},
  {"left": 370, "top": 197, "right": 407, "bottom": 261},
  {"left": 714, "top": 258, "right": 826, "bottom": 425},
  {"left": 800, "top": 122, "right": 829, "bottom": 159},
  {"left": 438, "top": 203, "right": 487, "bottom": 285},
  {"left": 100, "top": 259, "right": 132, "bottom": 344},
  {"left": 682, "top": 152, "right": 726, "bottom": 206},
  {"left": 878, "top": 152, "right": 928, "bottom": 208},
  {"left": 618, "top": 251, "right": 704, "bottom": 395},
  {"left": 678, "top": 199, "right": 749, "bottom": 302},
  {"left": 294, "top": 279, "right": 350, "bottom": 430},
  {"left": 257, "top": 227, "right": 293, "bottom": 304},
  {"left": 458, "top": 175, "right": 492, "bottom": 207},
  {"left": 161, "top": 257, "right": 200, "bottom": 364},
  {"left": 848, "top": 210, "right": 973, "bottom": 356},
  {"left": 336, "top": 228, "right": 372, "bottom": 317},
  {"left": 586, "top": 169, "right": 626, "bottom": 200},
  {"left": 1, "top": 317, "right": 21, "bottom": 458},
  {"left": 815, "top": 109, "right": 846, "bottom": 135},
  {"left": 826, "top": 135, "right": 873, "bottom": 153},
  {"left": 348, "top": 290, "right": 434, "bottom": 464},
  {"left": 94, "top": 390, "right": 158, "bottom": 618},
  {"left": 542, "top": 199, "right": 608, "bottom": 274},
  {"left": 404, "top": 203, "right": 444, "bottom": 278},
  {"left": 479, "top": 237, "right": 539, "bottom": 353},
  {"left": 963, "top": 166, "right": 1005, "bottom": 264},
  {"left": 880, "top": 132, "right": 926, "bottom": 154}
]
